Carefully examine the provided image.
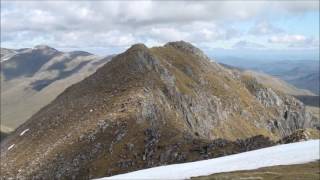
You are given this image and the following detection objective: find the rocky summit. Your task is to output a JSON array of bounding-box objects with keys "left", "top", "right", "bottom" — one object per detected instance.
[{"left": 1, "top": 41, "right": 318, "bottom": 179}]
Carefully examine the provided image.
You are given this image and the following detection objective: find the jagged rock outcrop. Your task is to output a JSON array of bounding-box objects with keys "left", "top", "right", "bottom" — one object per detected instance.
[
  {"left": 278, "top": 129, "right": 320, "bottom": 144},
  {"left": 1, "top": 41, "right": 318, "bottom": 179},
  {"left": 241, "top": 76, "right": 317, "bottom": 137}
]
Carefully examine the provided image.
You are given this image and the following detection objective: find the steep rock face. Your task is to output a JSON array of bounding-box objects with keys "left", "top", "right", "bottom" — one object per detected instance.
[
  {"left": 222, "top": 66, "right": 319, "bottom": 127},
  {"left": 241, "top": 76, "right": 316, "bottom": 137},
  {"left": 0, "top": 41, "right": 317, "bottom": 179}
]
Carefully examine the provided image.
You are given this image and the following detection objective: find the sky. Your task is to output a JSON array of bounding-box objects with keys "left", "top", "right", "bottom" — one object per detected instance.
[{"left": 1, "top": 0, "right": 319, "bottom": 60}]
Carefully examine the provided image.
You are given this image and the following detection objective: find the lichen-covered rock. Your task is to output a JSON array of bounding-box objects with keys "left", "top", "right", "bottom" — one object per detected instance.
[
  {"left": 278, "top": 129, "right": 318, "bottom": 144},
  {"left": 255, "top": 88, "right": 283, "bottom": 107}
]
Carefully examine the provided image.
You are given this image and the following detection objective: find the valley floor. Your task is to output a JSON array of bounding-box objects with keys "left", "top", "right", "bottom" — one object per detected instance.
[{"left": 99, "top": 140, "right": 319, "bottom": 180}]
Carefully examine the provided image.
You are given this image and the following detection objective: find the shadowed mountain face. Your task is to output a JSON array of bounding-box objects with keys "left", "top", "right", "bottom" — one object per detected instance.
[
  {"left": 1, "top": 46, "right": 97, "bottom": 89},
  {"left": 295, "top": 96, "right": 320, "bottom": 107},
  {"left": 289, "top": 72, "right": 319, "bottom": 95},
  {"left": 1, "top": 46, "right": 60, "bottom": 81},
  {"left": 0, "top": 46, "right": 111, "bottom": 132},
  {"left": 30, "top": 60, "right": 90, "bottom": 91},
  {"left": 274, "top": 63, "right": 319, "bottom": 95},
  {"left": 1, "top": 41, "right": 318, "bottom": 179}
]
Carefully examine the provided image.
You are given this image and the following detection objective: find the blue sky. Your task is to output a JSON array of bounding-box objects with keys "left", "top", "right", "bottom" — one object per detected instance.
[
  {"left": 1, "top": 1, "right": 319, "bottom": 60},
  {"left": 276, "top": 11, "right": 319, "bottom": 38}
]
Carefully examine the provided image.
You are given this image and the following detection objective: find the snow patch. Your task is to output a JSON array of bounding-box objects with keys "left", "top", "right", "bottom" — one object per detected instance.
[
  {"left": 1, "top": 56, "right": 15, "bottom": 62},
  {"left": 20, "top": 129, "right": 30, "bottom": 136},
  {"left": 98, "top": 140, "right": 320, "bottom": 180},
  {"left": 7, "top": 144, "right": 15, "bottom": 151},
  {"left": 1, "top": 57, "right": 9, "bottom": 62}
]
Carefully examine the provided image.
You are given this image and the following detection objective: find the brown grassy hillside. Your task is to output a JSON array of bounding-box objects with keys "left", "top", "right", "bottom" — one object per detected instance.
[{"left": 1, "top": 41, "right": 318, "bottom": 179}]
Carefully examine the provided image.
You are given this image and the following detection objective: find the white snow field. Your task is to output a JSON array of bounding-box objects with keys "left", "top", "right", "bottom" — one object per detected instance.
[{"left": 98, "top": 140, "right": 319, "bottom": 180}]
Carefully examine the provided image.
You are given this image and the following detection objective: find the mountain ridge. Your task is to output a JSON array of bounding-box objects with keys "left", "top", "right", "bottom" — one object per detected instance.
[
  {"left": 1, "top": 46, "right": 111, "bottom": 131},
  {"left": 1, "top": 41, "right": 318, "bottom": 179}
]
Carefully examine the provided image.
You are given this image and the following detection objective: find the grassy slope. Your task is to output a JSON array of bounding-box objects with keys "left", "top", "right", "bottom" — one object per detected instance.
[
  {"left": 242, "top": 70, "right": 314, "bottom": 96},
  {"left": 192, "top": 161, "right": 320, "bottom": 180}
]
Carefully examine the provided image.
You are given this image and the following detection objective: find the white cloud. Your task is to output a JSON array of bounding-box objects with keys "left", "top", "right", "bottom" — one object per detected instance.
[
  {"left": 148, "top": 27, "right": 189, "bottom": 42},
  {"left": 232, "top": 40, "right": 266, "bottom": 49},
  {"left": 272, "top": 1, "right": 319, "bottom": 13},
  {"left": 269, "top": 35, "right": 319, "bottom": 49},
  {"left": 249, "top": 21, "right": 283, "bottom": 35},
  {"left": 0, "top": 1, "right": 318, "bottom": 54},
  {"left": 269, "top": 35, "right": 307, "bottom": 44}
]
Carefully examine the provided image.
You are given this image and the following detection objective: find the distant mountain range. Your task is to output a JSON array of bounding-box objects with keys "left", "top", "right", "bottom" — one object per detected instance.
[
  {"left": 1, "top": 41, "right": 318, "bottom": 179},
  {"left": 0, "top": 46, "right": 111, "bottom": 133},
  {"left": 219, "top": 62, "right": 319, "bottom": 119},
  {"left": 216, "top": 58, "right": 319, "bottom": 95}
]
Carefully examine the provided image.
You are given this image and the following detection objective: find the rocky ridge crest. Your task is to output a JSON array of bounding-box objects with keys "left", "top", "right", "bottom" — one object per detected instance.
[{"left": 1, "top": 41, "right": 318, "bottom": 179}]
